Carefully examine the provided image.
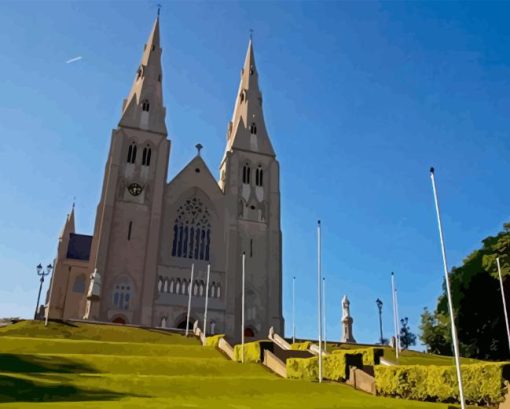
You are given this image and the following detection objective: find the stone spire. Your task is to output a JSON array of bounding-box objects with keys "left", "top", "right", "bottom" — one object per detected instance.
[
  {"left": 225, "top": 39, "right": 275, "bottom": 156},
  {"left": 119, "top": 16, "right": 167, "bottom": 135},
  {"left": 341, "top": 295, "right": 356, "bottom": 344}
]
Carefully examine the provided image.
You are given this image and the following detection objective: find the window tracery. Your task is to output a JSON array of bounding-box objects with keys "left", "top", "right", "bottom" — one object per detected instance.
[{"left": 171, "top": 197, "right": 211, "bottom": 261}]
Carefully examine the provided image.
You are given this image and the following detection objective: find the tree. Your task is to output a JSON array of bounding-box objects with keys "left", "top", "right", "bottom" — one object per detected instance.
[
  {"left": 419, "top": 307, "right": 451, "bottom": 354},
  {"left": 400, "top": 317, "right": 417, "bottom": 349},
  {"left": 420, "top": 222, "right": 510, "bottom": 360}
]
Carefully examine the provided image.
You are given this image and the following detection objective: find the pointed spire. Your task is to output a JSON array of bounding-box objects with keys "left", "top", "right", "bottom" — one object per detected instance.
[
  {"left": 119, "top": 16, "right": 167, "bottom": 135},
  {"left": 225, "top": 39, "right": 275, "bottom": 157},
  {"left": 60, "top": 202, "right": 76, "bottom": 239}
]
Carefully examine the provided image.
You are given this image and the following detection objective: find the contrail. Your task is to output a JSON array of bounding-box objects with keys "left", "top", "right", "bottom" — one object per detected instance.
[{"left": 66, "top": 56, "right": 83, "bottom": 64}]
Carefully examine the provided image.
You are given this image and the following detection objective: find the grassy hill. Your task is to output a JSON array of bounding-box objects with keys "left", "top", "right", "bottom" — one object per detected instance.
[{"left": 0, "top": 321, "right": 466, "bottom": 408}]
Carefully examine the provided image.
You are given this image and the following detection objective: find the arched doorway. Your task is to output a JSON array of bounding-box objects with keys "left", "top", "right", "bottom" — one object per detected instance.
[
  {"left": 112, "top": 316, "right": 126, "bottom": 324},
  {"left": 176, "top": 319, "right": 193, "bottom": 330},
  {"left": 244, "top": 327, "right": 255, "bottom": 338}
]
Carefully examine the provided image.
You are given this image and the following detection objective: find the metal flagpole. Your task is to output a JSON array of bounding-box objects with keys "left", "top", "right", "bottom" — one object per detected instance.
[
  {"left": 323, "top": 277, "right": 327, "bottom": 352},
  {"left": 430, "top": 167, "right": 466, "bottom": 409},
  {"left": 395, "top": 287, "right": 401, "bottom": 355},
  {"left": 292, "top": 276, "right": 296, "bottom": 344},
  {"left": 391, "top": 272, "right": 399, "bottom": 360},
  {"left": 317, "top": 220, "right": 323, "bottom": 383},
  {"left": 242, "top": 252, "right": 246, "bottom": 363},
  {"left": 185, "top": 263, "right": 194, "bottom": 336},
  {"left": 203, "top": 264, "right": 211, "bottom": 337},
  {"left": 497, "top": 257, "right": 510, "bottom": 354}
]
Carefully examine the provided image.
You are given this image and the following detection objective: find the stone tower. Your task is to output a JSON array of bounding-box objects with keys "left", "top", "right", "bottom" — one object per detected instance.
[
  {"left": 85, "top": 16, "right": 171, "bottom": 325},
  {"left": 341, "top": 295, "right": 356, "bottom": 343},
  {"left": 219, "top": 40, "right": 284, "bottom": 338}
]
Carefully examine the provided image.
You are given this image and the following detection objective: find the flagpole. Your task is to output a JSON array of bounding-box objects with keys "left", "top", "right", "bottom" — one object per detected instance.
[
  {"left": 323, "top": 276, "right": 327, "bottom": 352},
  {"left": 395, "top": 287, "right": 401, "bottom": 354},
  {"left": 242, "top": 252, "right": 246, "bottom": 363},
  {"left": 430, "top": 167, "right": 466, "bottom": 409},
  {"left": 185, "top": 263, "right": 194, "bottom": 336},
  {"left": 292, "top": 276, "right": 296, "bottom": 344},
  {"left": 391, "top": 272, "right": 399, "bottom": 360},
  {"left": 203, "top": 264, "right": 211, "bottom": 337},
  {"left": 317, "top": 220, "right": 323, "bottom": 383},
  {"left": 497, "top": 257, "right": 510, "bottom": 354}
]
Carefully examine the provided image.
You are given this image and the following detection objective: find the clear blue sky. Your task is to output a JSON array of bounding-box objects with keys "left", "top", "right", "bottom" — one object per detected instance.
[{"left": 1, "top": 1, "right": 509, "bottom": 346}]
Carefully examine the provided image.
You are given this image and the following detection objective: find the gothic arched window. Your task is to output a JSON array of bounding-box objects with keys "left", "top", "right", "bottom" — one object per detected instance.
[
  {"left": 255, "top": 166, "right": 263, "bottom": 187},
  {"left": 127, "top": 143, "right": 137, "bottom": 164},
  {"left": 142, "top": 100, "right": 150, "bottom": 112},
  {"left": 160, "top": 317, "right": 167, "bottom": 328},
  {"left": 113, "top": 280, "right": 132, "bottom": 311},
  {"left": 169, "top": 279, "right": 175, "bottom": 294},
  {"left": 163, "top": 279, "right": 168, "bottom": 293},
  {"left": 193, "top": 280, "right": 199, "bottom": 296},
  {"left": 199, "top": 280, "right": 205, "bottom": 297},
  {"left": 157, "top": 277, "right": 163, "bottom": 293},
  {"left": 175, "top": 279, "right": 181, "bottom": 295},
  {"left": 142, "top": 145, "right": 152, "bottom": 166},
  {"left": 171, "top": 197, "right": 212, "bottom": 262},
  {"left": 250, "top": 122, "right": 257, "bottom": 135},
  {"left": 242, "top": 164, "right": 251, "bottom": 184},
  {"left": 216, "top": 283, "right": 222, "bottom": 299},
  {"left": 210, "top": 282, "right": 216, "bottom": 298}
]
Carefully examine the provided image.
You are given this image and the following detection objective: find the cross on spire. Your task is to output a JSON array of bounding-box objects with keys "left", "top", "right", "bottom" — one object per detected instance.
[
  {"left": 195, "top": 143, "right": 203, "bottom": 156},
  {"left": 157, "top": 3, "right": 162, "bottom": 16}
]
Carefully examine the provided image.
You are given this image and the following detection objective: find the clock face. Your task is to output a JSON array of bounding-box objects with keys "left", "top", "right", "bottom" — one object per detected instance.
[{"left": 128, "top": 183, "right": 143, "bottom": 196}]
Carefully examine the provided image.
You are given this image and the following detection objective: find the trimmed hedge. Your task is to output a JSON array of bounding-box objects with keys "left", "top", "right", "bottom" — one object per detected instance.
[
  {"left": 332, "top": 347, "right": 383, "bottom": 366},
  {"left": 290, "top": 341, "right": 311, "bottom": 351},
  {"left": 204, "top": 334, "right": 224, "bottom": 347},
  {"left": 287, "top": 356, "right": 319, "bottom": 381},
  {"left": 287, "top": 351, "right": 363, "bottom": 382},
  {"left": 375, "top": 362, "right": 510, "bottom": 406},
  {"left": 233, "top": 341, "right": 261, "bottom": 363}
]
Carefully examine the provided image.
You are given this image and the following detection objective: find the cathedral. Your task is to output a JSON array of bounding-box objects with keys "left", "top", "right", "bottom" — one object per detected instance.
[{"left": 45, "top": 16, "right": 284, "bottom": 339}]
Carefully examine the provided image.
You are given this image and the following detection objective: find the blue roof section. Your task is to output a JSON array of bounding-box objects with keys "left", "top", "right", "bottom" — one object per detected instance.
[{"left": 66, "top": 233, "right": 93, "bottom": 261}]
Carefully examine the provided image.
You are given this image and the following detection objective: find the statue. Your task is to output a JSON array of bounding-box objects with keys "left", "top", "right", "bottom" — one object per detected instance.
[
  {"left": 341, "top": 295, "right": 356, "bottom": 344},
  {"left": 87, "top": 268, "right": 102, "bottom": 299},
  {"left": 83, "top": 269, "right": 101, "bottom": 320}
]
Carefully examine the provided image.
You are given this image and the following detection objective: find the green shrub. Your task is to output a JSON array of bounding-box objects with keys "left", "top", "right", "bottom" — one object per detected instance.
[
  {"left": 323, "top": 353, "right": 349, "bottom": 381},
  {"left": 233, "top": 341, "right": 261, "bottom": 363},
  {"left": 287, "top": 357, "right": 318, "bottom": 381},
  {"left": 204, "top": 334, "right": 224, "bottom": 347},
  {"left": 290, "top": 341, "right": 311, "bottom": 351},
  {"left": 375, "top": 362, "right": 510, "bottom": 406},
  {"left": 286, "top": 351, "right": 362, "bottom": 382},
  {"left": 332, "top": 347, "right": 383, "bottom": 366}
]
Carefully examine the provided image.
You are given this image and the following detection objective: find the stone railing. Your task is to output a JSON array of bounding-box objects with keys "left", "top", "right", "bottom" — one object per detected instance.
[
  {"left": 218, "top": 337, "right": 235, "bottom": 360},
  {"left": 379, "top": 357, "right": 394, "bottom": 366},
  {"left": 347, "top": 367, "right": 376, "bottom": 395},
  {"left": 268, "top": 327, "right": 291, "bottom": 350},
  {"left": 263, "top": 349, "right": 287, "bottom": 378},
  {"left": 309, "top": 343, "right": 330, "bottom": 356},
  {"left": 193, "top": 320, "right": 206, "bottom": 345}
]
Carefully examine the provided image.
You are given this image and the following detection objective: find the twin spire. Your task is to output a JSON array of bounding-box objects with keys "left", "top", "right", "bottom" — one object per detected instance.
[
  {"left": 119, "top": 17, "right": 274, "bottom": 157},
  {"left": 119, "top": 16, "right": 167, "bottom": 135},
  {"left": 226, "top": 39, "right": 275, "bottom": 156}
]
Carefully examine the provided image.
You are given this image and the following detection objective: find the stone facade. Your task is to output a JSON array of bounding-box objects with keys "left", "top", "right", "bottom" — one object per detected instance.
[{"left": 45, "top": 16, "right": 284, "bottom": 340}]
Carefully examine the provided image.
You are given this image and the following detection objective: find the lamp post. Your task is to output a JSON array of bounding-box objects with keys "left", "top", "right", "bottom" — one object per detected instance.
[
  {"left": 376, "top": 298, "right": 384, "bottom": 344},
  {"left": 34, "top": 263, "right": 52, "bottom": 320}
]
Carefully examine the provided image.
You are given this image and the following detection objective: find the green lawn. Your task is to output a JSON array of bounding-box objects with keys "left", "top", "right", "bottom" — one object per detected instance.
[{"left": 0, "top": 321, "right": 468, "bottom": 409}]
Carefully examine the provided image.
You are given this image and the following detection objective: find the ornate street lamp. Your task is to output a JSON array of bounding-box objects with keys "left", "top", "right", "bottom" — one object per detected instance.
[
  {"left": 34, "top": 263, "right": 52, "bottom": 320},
  {"left": 376, "top": 298, "right": 384, "bottom": 344}
]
